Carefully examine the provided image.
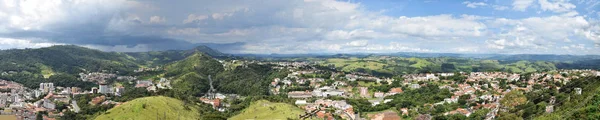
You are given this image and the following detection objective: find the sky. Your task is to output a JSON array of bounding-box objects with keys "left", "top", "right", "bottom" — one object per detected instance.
[{"left": 0, "top": 0, "right": 599, "bottom": 55}]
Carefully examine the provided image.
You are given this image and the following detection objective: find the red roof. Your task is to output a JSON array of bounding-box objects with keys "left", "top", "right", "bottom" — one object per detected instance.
[{"left": 389, "top": 88, "right": 403, "bottom": 93}]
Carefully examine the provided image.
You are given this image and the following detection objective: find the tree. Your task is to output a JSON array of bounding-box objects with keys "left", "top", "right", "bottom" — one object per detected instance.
[{"left": 501, "top": 90, "right": 527, "bottom": 109}]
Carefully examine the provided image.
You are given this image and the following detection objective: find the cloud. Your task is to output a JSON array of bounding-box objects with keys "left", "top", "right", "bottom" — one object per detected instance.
[
  {"left": 0, "top": 0, "right": 597, "bottom": 55},
  {"left": 463, "top": 1, "right": 488, "bottom": 8},
  {"left": 493, "top": 5, "right": 510, "bottom": 11},
  {"left": 149, "top": 16, "right": 166, "bottom": 23},
  {"left": 512, "top": 0, "right": 536, "bottom": 11},
  {"left": 183, "top": 14, "right": 209, "bottom": 24},
  {"left": 538, "top": 0, "right": 576, "bottom": 13},
  {"left": 0, "top": 37, "right": 62, "bottom": 50},
  {"left": 346, "top": 40, "right": 369, "bottom": 47}
]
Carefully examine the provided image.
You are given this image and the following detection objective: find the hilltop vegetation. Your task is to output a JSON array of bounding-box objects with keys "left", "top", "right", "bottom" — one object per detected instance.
[
  {"left": 126, "top": 45, "right": 229, "bottom": 67},
  {"left": 0, "top": 45, "right": 139, "bottom": 88},
  {"left": 95, "top": 96, "right": 205, "bottom": 120},
  {"left": 229, "top": 100, "right": 307, "bottom": 120}
]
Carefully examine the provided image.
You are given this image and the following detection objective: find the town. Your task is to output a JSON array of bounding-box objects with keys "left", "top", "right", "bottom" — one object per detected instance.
[{"left": 1, "top": 59, "right": 599, "bottom": 120}]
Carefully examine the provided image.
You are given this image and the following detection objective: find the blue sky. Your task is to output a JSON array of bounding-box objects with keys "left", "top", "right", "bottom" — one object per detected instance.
[{"left": 0, "top": 0, "right": 599, "bottom": 55}]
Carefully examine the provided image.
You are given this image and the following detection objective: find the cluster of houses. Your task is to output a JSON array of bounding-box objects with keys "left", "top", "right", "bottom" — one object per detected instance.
[
  {"left": 79, "top": 72, "right": 117, "bottom": 83},
  {"left": 270, "top": 61, "right": 600, "bottom": 119}
]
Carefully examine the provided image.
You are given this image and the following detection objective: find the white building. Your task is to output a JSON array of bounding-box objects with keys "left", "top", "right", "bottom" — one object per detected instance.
[
  {"left": 295, "top": 100, "right": 307, "bottom": 105},
  {"left": 99, "top": 84, "right": 111, "bottom": 94},
  {"left": 39, "top": 83, "right": 54, "bottom": 93},
  {"left": 440, "top": 73, "right": 455, "bottom": 77}
]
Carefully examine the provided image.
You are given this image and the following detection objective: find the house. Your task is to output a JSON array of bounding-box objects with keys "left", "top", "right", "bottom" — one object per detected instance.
[
  {"left": 374, "top": 92, "right": 385, "bottom": 98},
  {"left": 313, "top": 86, "right": 345, "bottom": 97},
  {"left": 91, "top": 87, "right": 98, "bottom": 94},
  {"left": 546, "top": 105, "right": 554, "bottom": 113},
  {"left": 400, "top": 108, "right": 409, "bottom": 116},
  {"left": 387, "top": 87, "right": 403, "bottom": 96},
  {"left": 114, "top": 87, "right": 125, "bottom": 96},
  {"left": 90, "top": 96, "right": 106, "bottom": 105},
  {"left": 371, "top": 111, "right": 401, "bottom": 120},
  {"left": 359, "top": 87, "right": 370, "bottom": 98},
  {"left": 288, "top": 91, "right": 312, "bottom": 99},
  {"left": 440, "top": 73, "right": 455, "bottom": 77},
  {"left": 445, "top": 108, "right": 471, "bottom": 117},
  {"left": 295, "top": 100, "right": 307, "bottom": 105},
  {"left": 575, "top": 88, "right": 582, "bottom": 95},
  {"left": 135, "top": 80, "right": 153, "bottom": 88},
  {"left": 410, "top": 84, "right": 421, "bottom": 89}
]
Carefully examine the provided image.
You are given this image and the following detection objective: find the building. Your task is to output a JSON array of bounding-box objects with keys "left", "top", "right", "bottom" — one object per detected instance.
[
  {"left": 410, "top": 84, "right": 421, "bottom": 89},
  {"left": 99, "top": 83, "right": 111, "bottom": 94},
  {"left": 39, "top": 83, "right": 54, "bottom": 93},
  {"left": 374, "top": 92, "right": 385, "bottom": 98},
  {"left": 312, "top": 86, "right": 345, "bottom": 97},
  {"left": 71, "top": 87, "right": 80, "bottom": 94},
  {"left": 114, "top": 87, "right": 125, "bottom": 96},
  {"left": 91, "top": 87, "right": 98, "bottom": 94},
  {"left": 135, "top": 80, "right": 153, "bottom": 88},
  {"left": 288, "top": 91, "right": 312, "bottom": 99},
  {"left": 574, "top": 88, "right": 582, "bottom": 95},
  {"left": 42, "top": 99, "right": 55, "bottom": 110},
  {"left": 546, "top": 105, "right": 554, "bottom": 113},
  {"left": 359, "top": 87, "right": 370, "bottom": 98},
  {"left": 295, "top": 100, "right": 307, "bottom": 105}
]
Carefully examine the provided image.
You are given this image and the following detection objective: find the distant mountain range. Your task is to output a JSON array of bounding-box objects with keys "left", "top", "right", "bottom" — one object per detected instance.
[{"left": 234, "top": 52, "right": 600, "bottom": 62}]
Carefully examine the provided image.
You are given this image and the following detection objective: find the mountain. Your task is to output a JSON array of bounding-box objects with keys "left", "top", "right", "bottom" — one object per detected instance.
[
  {"left": 95, "top": 96, "right": 205, "bottom": 120},
  {"left": 0, "top": 45, "right": 140, "bottom": 88},
  {"left": 125, "top": 45, "right": 229, "bottom": 66},
  {"left": 164, "top": 52, "right": 224, "bottom": 77},
  {"left": 0, "top": 45, "right": 139, "bottom": 74}
]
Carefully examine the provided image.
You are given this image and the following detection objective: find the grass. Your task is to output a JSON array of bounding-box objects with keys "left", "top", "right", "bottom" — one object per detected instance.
[
  {"left": 95, "top": 96, "right": 202, "bottom": 120},
  {"left": 322, "top": 58, "right": 393, "bottom": 73},
  {"left": 230, "top": 100, "right": 309, "bottom": 120},
  {"left": 37, "top": 63, "right": 54, "bottom": 78}
]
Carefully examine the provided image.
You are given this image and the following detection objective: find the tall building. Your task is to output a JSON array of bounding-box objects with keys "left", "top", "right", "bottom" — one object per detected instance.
[
  {"left": 99, "top": 83, "right": 110, "bottom": 94},
  {"left": 39, "top": 83, "right": 54, "bottom": 93}
]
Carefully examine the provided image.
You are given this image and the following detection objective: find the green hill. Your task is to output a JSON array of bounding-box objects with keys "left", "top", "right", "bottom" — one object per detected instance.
[
  {"left": 164, "top": 52, "right": 224, "bottom": 77},
  {"left": 229, "top": 100, "right": 306, "bottom": 120},
  {"left": 0, "top": 45, "right": 140, "bottom": 88},
  {"left": 95, "top": 96, "right": 202, "bottom": 120},
  {"left": 125, "top": 45, "right": 229, "bottom": 66}
]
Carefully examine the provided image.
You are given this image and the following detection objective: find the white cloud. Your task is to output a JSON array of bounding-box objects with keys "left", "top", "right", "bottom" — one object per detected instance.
[
  {"left": 346, "top": 40, "right": 368, "bottom": 47},
  {"left": 493, "top": 5, "right": 510, "bottom": 10},
  {"left": 463, "top": 1, "right": 488, "bottom": 8},
  {"left": 183, "top": 14, "right": 208, "bottom": 24},
  {"left": 0, "top": 0, "right": 126, "bottom": 32},
  {"left": 538, "top": 0, "right": 576, "bottom": 13},
  {"left": 512, "top": 0, "right": 536, "bottom": 11},
  {"left": 149, "top": 16, "right": 166, "bottom": 23},
  {"left": 0, "top": 38, "right": 62, "bottom": 49}
]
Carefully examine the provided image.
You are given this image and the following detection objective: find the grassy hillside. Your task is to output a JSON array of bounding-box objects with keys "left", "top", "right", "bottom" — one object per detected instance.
[
  {"left": 229, "top": 100, "right": 306, "bottom": 120},
  {"left": 319, "top": 57, "right": 558, "bottom": 77},
  {"left": 95, "top": 96, "right": 202, "bottom": 120}
]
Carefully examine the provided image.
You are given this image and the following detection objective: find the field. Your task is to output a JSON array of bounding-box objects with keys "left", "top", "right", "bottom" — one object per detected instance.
[
  {"left": 37, "top": 63, "right": 55, "bottom": 78},
  {"left": 95, "top": 96, "right": 202, "bottom": 120},
  {"left": 230, "top": 100, "right": 309, "bottom": 120}
]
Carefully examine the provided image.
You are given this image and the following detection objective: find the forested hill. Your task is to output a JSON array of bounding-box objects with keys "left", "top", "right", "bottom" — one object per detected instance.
[
  {"left": 125, "top": 45, "right": 230, "bottom": 66},
  {"left": 0, "top": 45, "right": 139, "bottom": 75}
]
